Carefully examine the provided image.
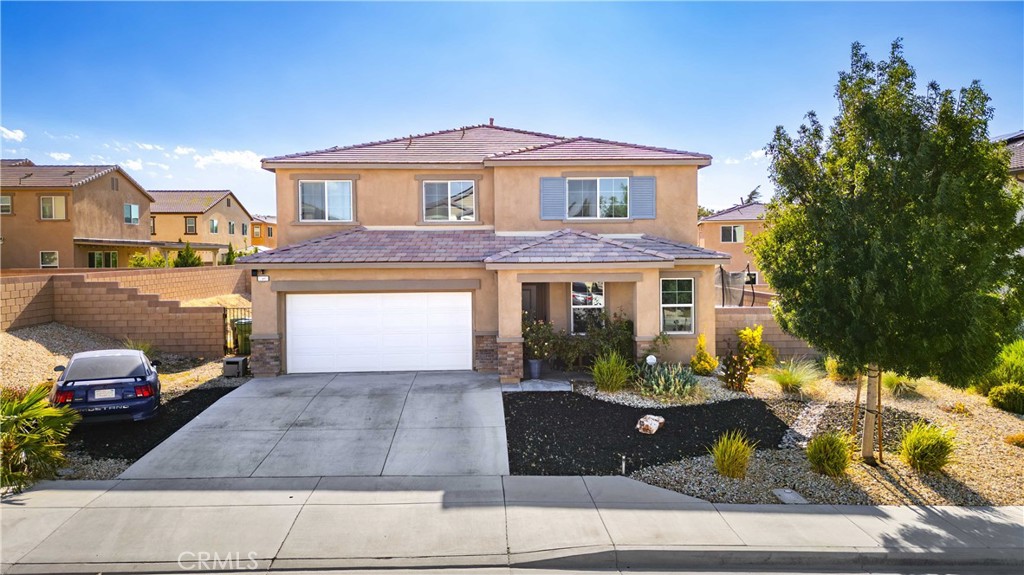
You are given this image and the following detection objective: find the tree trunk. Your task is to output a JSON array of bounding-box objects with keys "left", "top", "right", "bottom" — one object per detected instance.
[{"left": 861, "top": 363, "right": 881, "bottom": 465}]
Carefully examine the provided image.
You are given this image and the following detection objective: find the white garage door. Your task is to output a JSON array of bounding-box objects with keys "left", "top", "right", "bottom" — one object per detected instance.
[{"left": 286, "top": 292, "right": 473, "bottom": 373}]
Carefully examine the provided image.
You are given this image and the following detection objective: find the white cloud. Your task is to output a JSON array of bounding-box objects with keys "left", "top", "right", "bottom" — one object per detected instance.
[
  {"left": 193, "top": 149, "right": 262, "bottom": 171},
  {"left": 48, "top": 152, "right": 72, "bottom": 161},
  {"left": 90, "top": 155, "right": 109, "bottom": 163},
  {"left": 1, "top": 126, "right": 26, "bottom": 142},
  {"left": 110, "top": 141, "right": 131, "bottom": 153},
  {"left": 135, "top": 142, "right": 164, "bottom": 151},
  {"left": 123, "top": 158, "right": 144, "bottom": 171},
  {"left": 723, "top": 157, "right": 740, "bottom": 165},
  {"left": 44, "top": 131, "right": 79, "bottom": 140},
  {"left": 147, "top": 162, "right": 170, "bottom": 170},
  {"left": 173, "top": 146, "right": 196, "bottom": 156},
  {"left": 745, "top": 149, "right": 767, "bottom": 161}
]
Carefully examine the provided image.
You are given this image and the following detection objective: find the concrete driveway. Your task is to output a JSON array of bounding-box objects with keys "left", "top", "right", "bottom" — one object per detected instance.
[{"left": 120, "top": 371, "right": 509, "bottom": 479}]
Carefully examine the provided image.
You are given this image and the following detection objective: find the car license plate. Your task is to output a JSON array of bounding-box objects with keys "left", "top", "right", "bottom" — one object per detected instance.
[{"left": 94, "top": 389, "right": 117, "bottom": 400}]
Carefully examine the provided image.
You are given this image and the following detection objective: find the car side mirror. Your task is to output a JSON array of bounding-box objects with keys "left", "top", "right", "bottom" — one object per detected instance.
[{"left": 54, "top": 365, "right": 65, "bottom": 372}]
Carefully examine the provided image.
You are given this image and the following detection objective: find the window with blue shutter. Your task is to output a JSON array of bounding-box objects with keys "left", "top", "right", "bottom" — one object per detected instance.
[
  {"left": 629, "top": 176, "right": 656, "bottom": 219},
  {"left": 539, "top": 177, "right": 566, "bottom": 220}
]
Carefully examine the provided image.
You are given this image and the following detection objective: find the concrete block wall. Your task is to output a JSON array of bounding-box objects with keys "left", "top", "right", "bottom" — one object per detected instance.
[
  {"left": 715, "top": 306, "right": 819, "bottom": 359},
  {"left": 0, "top": 276, "right": 54, "bottom": 330},
  {"left": 84, "top": 267, "right": 250, "bottom": 301}
]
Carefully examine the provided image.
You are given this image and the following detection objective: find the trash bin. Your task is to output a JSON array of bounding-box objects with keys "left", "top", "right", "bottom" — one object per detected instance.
[{"left": 232, "top": 318, "right": 253, "bottom": 355}]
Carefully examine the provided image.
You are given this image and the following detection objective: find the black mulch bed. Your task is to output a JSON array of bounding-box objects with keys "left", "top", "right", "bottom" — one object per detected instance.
[
  {"left": 504, "top": 392, "right": 789, "bottom": 475},
  {"left": 68, "top": 387, "right": 235, "bottom": 461},
  {"left": 816, "top": 401, "right": 929, "bottom": 454}
]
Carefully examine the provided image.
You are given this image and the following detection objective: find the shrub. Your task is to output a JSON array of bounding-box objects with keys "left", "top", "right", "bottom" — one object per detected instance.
[
  {"left": 939, "top": 401, "right": 970, "bottom": 416},
  {"left": 591, "top": 351, "right": 633, "bottom": 393},
  {"left": 1, "top": 384, "right": 81, "bottom": 492},
  {"left": 882, "top": 372, "right": 918, "bottom": 397},
  {"left": 708, "top": 429, "right": 756, "bottom": 479},
  {"left": 806, "top": 431, "right": 854, "bottom": 477},
  {"left": 736, "top": 324, "right": 776, "bottom": 368},
  {"left": 129, "top": 251, "right": 167, "bottom": 268},
  {"left": 899, "top": 422, "right": 955, "bottom": 473},
  {"left": 636, "top": 363, "right": 702, "bottom": 400},
  {"left": 1004, "top": 433, "right": 1024, "bottom": 448},
  {"left": 552, "top": 310, "right": 635, "bottom": 370},
  {"left": 825, "top": 355, "right": 861, "bottom": 381},
  {"left": 121, "top": 337, "right": 155, "bottom": 356},
  {"left": 522, "top": 315, "right": 555, "bottom": 361},
  {"left": 720, "top": 339, "right": 754, "bottom": 392},
  {"left": 971, "top": 339, "right": 1024, "bottom": 395},
  {"left": 224, "top": 243, "right": 239, "bottom": 265},
  {"left": 770, "top": 358, "right": 824, "bottom": 395},
  {"left": 988, "top": 383, "right": 1024, "bottom": 414},
  {"left": 689, "top": 333, "right": 718, "bottom": 376},
  {"left": 173, "top": 242, "right": 203, "bottom": 267},
  {"left": 641, "top": 332, "right": 672, "bottom": 359}
]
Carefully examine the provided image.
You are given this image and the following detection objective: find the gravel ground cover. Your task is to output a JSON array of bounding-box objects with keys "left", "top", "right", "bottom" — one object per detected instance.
[
  {"left": 503, "top": 392, "right": 788, "bottom": 475},
  {"left": 3, "top": 322, "right": 248, "bottom": 480},
  {"left": 574, "top": 375, "right": 748, "bottom": 408}
]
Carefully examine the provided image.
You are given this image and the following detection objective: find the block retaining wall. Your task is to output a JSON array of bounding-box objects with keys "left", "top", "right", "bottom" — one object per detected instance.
[{"left": 715, "top": 306, "right": 819, "bottom": 359}]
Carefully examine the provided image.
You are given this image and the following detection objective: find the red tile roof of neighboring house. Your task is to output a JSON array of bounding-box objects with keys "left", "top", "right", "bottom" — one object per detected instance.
[
  {"left": 487, "top": 137, "right": 711, "bottom": 163},
  {"left": 699, "top": 202, "right": 767, "bottom": 222},
  {"left": 148, "top": 189, "right": 254, "bottom": 221},
  {"left": 0, "top": 164, "right": 153, "bottom": 199},
  {"left": 262, "top": 124, "right": 712, "bottom": 166},
  {"left": 238, "top": 228, "right": 728, "bottom": 265}
]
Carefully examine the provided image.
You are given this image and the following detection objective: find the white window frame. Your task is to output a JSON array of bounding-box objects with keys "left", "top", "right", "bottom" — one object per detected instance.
[
  {"left": 241, "top": 222, "right": 248, "bottom": 236},
  {"left": 267, "top": 226, "right": 273, "bottom": 238},
  {"left": 40, "top": 196, "right": 66, "bottom": 220},
  {"left": 40, "top": 251, "right": 59, "bottom": 268},
  {"left": 422, "top": 180, "right": 477, "bottom": 222},
  {"left": 253, "top": 224, "right": 261, "bottom": 238},
  {"left": 746, "top": 271, "right": 759, "bottom": 285},
  {"left": 0, "top": 195, "right": 11, "bottom": 215},
  {"left": 570, "top": 281, "right": 605, "bottom": 334},
  {"left": 210, "top": 218, "right": 219, "bottom": 234},
  {"left": 229, "top": 221, "right": 236, "bottom": 235},
  {"left": 565, "top": 177, "right": 630, "bottom": 220},
  {"left": 123, "top": 203, "right": 139, "bottom": 225},
  {"left": 721, "top": 225, "right": 745, "bottom": 243},
  {"left": 185, "top": 216, "right": 197, "bottom": 235},
  {"left": 150, "top": 216, "right": 156, "bottom": 235},
  {"left": 660, "top": 278, "right": 695, "bottom": 335},
  {"left": 298, "top": 179, "right": 354, "bottom": 222}
]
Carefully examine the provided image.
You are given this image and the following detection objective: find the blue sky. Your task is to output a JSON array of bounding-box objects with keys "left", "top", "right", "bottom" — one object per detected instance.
[{"left": 2, "top": 2, "right": 1021, "bottom": 216}]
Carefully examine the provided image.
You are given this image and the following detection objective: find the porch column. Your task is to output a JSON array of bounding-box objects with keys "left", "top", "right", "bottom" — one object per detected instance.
[
  {"left": 496, "top": 269, "right": 523, "bottom": 384},
  {"left": 634, "top": 269, "right": 661, "bottom": 359}
]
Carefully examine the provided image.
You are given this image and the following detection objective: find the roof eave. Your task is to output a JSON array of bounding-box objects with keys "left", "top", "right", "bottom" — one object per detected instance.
[
  {"left": 482, "top": 158, "right": 712, "bottom": 167},
  {"left": 235, "top": 261, "right": 486, "bottom": 269},
  {"left": 261, "top": 161, "right": 486, "bottom": 171},
  {"left": 485, "top": 261, "right": 675, "bottom": 270}
]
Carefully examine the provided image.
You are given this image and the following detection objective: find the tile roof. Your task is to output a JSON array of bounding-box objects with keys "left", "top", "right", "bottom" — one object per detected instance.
[
  {"left": 699, "top": 202, "right": 767, "bottom": 222},
  {"left": 484, "top": 229, "right": 674, "bottom": 263},
  {"left": 2, "top": 165, "right": 120, "bottom": 188},
  {"left": 998, "top": 131, "right": 1024, "bottom": 173},
  {"left": 486, "top": 137, "right": 711, "bottom": 163},
  {"left": 262, "top": 124, "right": 712, "bottom": 166},
  {"left": 238, "top": 228, "right": 728, "bottom": 265},
  {"left": 149, "top": 190, "right": 232, "bottom": 214},
  {"left": 253, "top": 214, "right": 277, "bottom": 224},
  {"left": 1, "top": 158, "right": 34, "bottom": 167}
]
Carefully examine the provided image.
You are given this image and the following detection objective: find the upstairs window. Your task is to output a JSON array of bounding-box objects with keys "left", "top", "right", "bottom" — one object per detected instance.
[
  {"left": 150, "top": 216, "right": 156, "bottom": 235},
  {"left": 111, "top": 177, "right": 119, "bottom": 191},
  {"left": 567, "top": 178, "right": 628, "bottom": 219},
  {"left": 423, "top": 181, "right": 475, "bottom": 221},
  {"left": 210, "top": 219, "right": 219, "bottom": 234},
  {"left": 229, "top": 221, "right": 236, "bottom": 235},
  {"left": 40, "top": 196, "right": 66, "bottom": 220},
  {"left": 253, "top": 224, "right": 261, "bottom": 238},
  {"left": 721, "top": 225, "right": 744, "bottom": 243},
  {"left": 299, "top": 180, "right": 353, "bottom": 222},
  {"left": 123, "top": 203, "right": 140, "bottom": 225},
  {"left": 241, "top": 222, "right": 248, "bottom": 236},
  {"left": 570, "top": 281, "right": 605, "bottom": 334},
  {"left": 185, "top": 216, "right": 197, "bottom": 235},
  {"left": 0, "top": 196, "right": 11, "bottom": 215},
  {"left": 267, "top": 226, "right": 273, "bottom": 238}
]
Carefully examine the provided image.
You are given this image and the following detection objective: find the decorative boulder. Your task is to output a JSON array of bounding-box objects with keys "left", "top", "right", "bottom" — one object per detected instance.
[{"left": 636, "top": 415, "right": 666, "bottom": 435}]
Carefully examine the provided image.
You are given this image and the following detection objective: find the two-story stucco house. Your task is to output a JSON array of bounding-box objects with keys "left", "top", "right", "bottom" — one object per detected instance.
[
  {"left": 697, "top": 202, "right": 768, "bottom": 289},
  {"left": 149, "top": 190, "right": 254, "bottom": 264},
  {"left": 251, "top": 215, "right": 277, "bottom": 249},
  {"left": 239, "top": 123, "right": 729, "bottom": 382},
  {"left": 0, "top": 163, "right": 161, "bottom": 269}
]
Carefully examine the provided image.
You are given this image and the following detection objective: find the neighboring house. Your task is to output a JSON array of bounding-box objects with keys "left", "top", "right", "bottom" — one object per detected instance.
[
  {"left": 1, "top": 158, "right": 35, "bottom": 167},
  {"left": 239, "top": 122, "right": 729, "bottom": 382},
  {"left": 697, "top": 202, "right": 768, "bottom": 290},
  {"left": 996, "top": 130, "right": 1024, "bottom": 182},
  {"left": 251, "top": 214, "right": 277, "bottom": 249},
  {"left": 149, "top": 190, "right": 254, "bottom": 264},
  {"left": 0, "top": 164, "right": 165, "bottom": 269}
]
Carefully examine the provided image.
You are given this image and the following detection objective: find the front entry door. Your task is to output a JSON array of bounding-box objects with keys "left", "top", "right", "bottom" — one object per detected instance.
[{"left": 522, "top": 285, "right": 538, "bottom": 320}]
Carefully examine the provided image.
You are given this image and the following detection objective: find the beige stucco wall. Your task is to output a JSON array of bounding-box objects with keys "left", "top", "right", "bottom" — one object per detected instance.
[
  {"left": 151, "top": 194, "right": 252, "bottom": 262},
  {"left": 0, "top": 188, "right": 75, "bottom": 268},
  {"left": 72, "top": 175, "right": 152, "bottom": 242},
  {"left": 698, "top": 219, "right": 767, "bottom": 287},
  {"left": 492, "top": 165, "right": 700, "bottom": 243},
  {"left": 275, "top": 168, "right": 496, "bottom": 247}
]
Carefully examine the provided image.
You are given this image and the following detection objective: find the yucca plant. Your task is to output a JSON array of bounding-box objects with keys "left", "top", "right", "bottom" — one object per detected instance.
[
  {"left": 899, "top": 422, "right": 955, "bottom": 474},
  {"left": 770, "top": 358, "right": 824, "bottom": 395},
  {"left": 636, "top": 363, "right": 703, "bottom": 400},
  {"left": 591, "top": 351, "right": 633, "bottom": 393},
  {"left": 708, "top": 429, "right": 757, "bottom": 479},
  {"left": 2, "top": 384, "right": 81, "bottom": 492},
  {"left": 121, "top": 337, "right": 155, "bottom": 356},
  {"left": 806, "top": 431, "right": 855, "bottom": 477}
]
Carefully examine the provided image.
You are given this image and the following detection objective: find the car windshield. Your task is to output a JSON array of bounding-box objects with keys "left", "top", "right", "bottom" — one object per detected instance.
[{"left": 65, "top": 356, "right": 147, "bottom": 381}]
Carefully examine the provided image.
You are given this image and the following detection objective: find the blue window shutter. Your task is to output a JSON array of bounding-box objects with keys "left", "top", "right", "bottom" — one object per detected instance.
[
  {"left": 630, "top": 176, "right": 656, "bottom": 219},
  {"left": 540, "top": 177, "right": 566, "bottom": 220}
]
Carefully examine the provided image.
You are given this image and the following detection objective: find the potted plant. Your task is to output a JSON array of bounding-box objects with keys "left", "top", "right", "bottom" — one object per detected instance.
[{"left": 522, "top": 315, "right": 554, "bottom": 380}]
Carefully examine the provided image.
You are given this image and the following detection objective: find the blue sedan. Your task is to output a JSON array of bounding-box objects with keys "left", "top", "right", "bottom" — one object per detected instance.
[{"left": 50, "top": 350, "right": 161, "bottom": 422}]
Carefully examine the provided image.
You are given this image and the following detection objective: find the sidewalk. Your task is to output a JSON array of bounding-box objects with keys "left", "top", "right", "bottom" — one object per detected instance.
[{"left": 2, "top": 475, "right": 1021, "bottom": 573}]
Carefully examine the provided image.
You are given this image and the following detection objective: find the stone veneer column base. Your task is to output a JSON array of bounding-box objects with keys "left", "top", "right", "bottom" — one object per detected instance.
[
  {"left": 249, "top": 335, "right": 281, "bottom": 377},
  {"left": 474, "top": 334, "right": 498, "bottom": 372},
  {"left": 497, "top": 340, "right": 523, "bottom": 384}
]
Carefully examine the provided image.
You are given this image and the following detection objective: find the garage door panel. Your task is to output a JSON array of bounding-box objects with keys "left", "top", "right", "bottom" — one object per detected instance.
[{"left": 287, "top": 292, "right": 472, "bottom": 374}]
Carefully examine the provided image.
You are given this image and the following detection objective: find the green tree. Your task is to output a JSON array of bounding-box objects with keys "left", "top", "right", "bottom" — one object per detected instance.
[
  {"left": 751, "top": 40, "right": 1024, "bottom": 462},
  {"left": 224, "top": 243, "right": 238, "bottom": 265},
  {"left": 697, "top": 205, "right": 715, "bottom": 218},
  {"left": 173, "top": 241, "right": 203, "bottom": 267}
]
